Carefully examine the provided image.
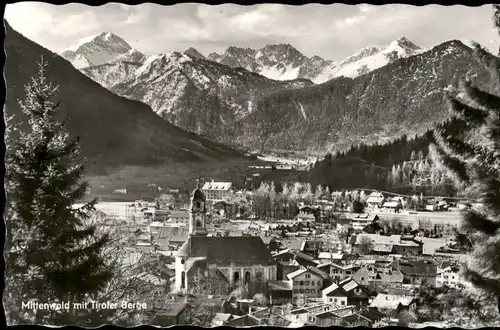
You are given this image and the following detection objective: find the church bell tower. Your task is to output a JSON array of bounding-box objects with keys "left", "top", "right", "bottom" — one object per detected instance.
[{"left": 189, "top": 177, "right": 208, "bottom": 236}]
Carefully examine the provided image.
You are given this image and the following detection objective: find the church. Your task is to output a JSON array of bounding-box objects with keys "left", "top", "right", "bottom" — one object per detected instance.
[{"left": 174, "top": 180, "right": 277, "bottom": 296}]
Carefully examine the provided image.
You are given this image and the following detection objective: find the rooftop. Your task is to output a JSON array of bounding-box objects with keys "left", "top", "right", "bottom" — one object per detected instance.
[
  {"left": 286, "top": 266, "right": 328, "bottom": 280},
  {"left": 170, "top": 210, "right": 189, "bottom": 217},
  {"left": 369, "top": 293, "right": 415, "bottom": 310},
  {"left": 268, "top": 280, "right": 293, "bottom": 291},
  {"left": 175, "top": 236, "right": 275, "bottom": 266},
  {"left": 202, "top": 182, "right": 232, "bottom": 191}
]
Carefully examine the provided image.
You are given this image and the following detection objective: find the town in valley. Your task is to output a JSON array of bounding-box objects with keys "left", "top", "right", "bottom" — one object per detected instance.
[
  {"left": 4, "top": 2, "right": 500, "bottom": 328},
  {"left": 78, "top": 170, "right": 477, "bottom": 327}
]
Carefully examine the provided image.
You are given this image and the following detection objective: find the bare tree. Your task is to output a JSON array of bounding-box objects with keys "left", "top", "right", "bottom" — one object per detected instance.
[{"left": 79, "top": 212, "right": 173, "bottom": 326}]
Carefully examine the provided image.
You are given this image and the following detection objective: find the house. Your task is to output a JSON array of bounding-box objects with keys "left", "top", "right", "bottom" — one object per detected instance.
[
  {"left": 341, "top": 313, "right": 373, "bottom": 327},
  {"left": 413, "top": 237, "right": 450, "bottom": 255},
  {"left": 287, "top": 266, "right": 328, "bottom": 297},
  {"left": 334, "top": 217, "right": 353, "bottom": 232},
  {"left": 302, "top": 240, "right": 322, "bottom": 258},
  {"left": 247, "top": 307, "right": 293, "bottom": 326},
  {"left": 391, "top": 239, "right": 422, "bottom": 256},
  {"left": 436, "top": 265, "right": 461, "bottom": 288},
  {"left": 268, "top": 280, "right": 293, "bottom": 305},
  {"left": 369, "top": 293, "right": 417, "bottom": 312},
  {"left": 295, "top": 212, "right": 317, "bottom": 222},
  {"left": 153, "top": 302, "right": 188, "bottom": 326},
  {"left": 225, "top": 314, "right": 261, "bottom": 327},
  {"left": 351, "top": 214, "right": 380, "bottom": 231},
  {"left": 425, "top": 203, "right": 438, "bottom": 211},
  {"left": 155, "top": 226, "right": 189, "bottom": 251},
  {"left": 201, "top": 181, "right": 232, "bottom": 206},
  {"left": 351, "top": 234, "right": 422, "bottom": 256},
  {"left": 321, "top": 283, "right": 348, "bottom": 306},
  {"left": 288, "top": 307, "right": 309, "bottom": 324},
  {"left": 363, "top": 222, "right": 384, "bottom": 234},
  {"left": 277, "top": 260, "right": 301, "bottom": 281},
  {"left": 314, "top": 310, "right": 343, "bottom": 327},
  {"left": 317, "top": 262, "right": 360, "bottom": 283},
  {"left": 426, "top": 197, "right": 449, "bottom": 211},
  {"left": 317, "top": 251, "right": 344, "bottom": 264},
  {"left": 210, "top": 313, "right": 234, "bottom": 327},
  {"left": 370, "top": 268, "right": 405, "bottom": 286},
  {"left": 352, "top": 266, "right": 378, "bottom": 286},
  {"left": 322, "top": 278, "right": 371, "bottom": 308},
  {"left": 390, "top": 259, "right": 437, "bottom": 287},
  {"left": 366, "top": 192, "right": 385, "bottom": 209},
  {"left": 311, "top": 305, "right": 356, "bottom": 326},
  {"left": 273, "top": 249, "right": 317, "bottom": 269},
  {"left": 153, "top": 209, "right": 171, "bottom": 222},
  {"left": 358, "top": 307, "right": 385, "bottom": 327},
  {"left": 381, "top": 201, "right": 402, "bottom": 213},
  {"left": 279, "top": 238, "right": 305, "bottom": 252},
  {"left": 168, "top": 210, "right": 189, "bottom": 225}
]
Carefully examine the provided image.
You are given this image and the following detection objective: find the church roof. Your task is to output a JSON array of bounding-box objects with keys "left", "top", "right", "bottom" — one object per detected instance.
[{"left": 175, "top": 236, "right": 275, "bottom": 266}]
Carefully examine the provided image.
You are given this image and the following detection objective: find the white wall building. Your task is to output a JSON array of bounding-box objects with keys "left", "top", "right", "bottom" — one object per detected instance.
[
  {"left": 201, "top": 181, "right": 232, "bottom": 205},
  {"left": 436, "top": 266, "right": 461, "bottom": 288}
]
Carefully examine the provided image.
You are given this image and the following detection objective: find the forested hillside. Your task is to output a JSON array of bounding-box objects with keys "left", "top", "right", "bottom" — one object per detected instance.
[
  {"left": 309, "top": 131, "right": 457, "bottom": 196},
  {"left": 230, "top": 40, "right": 495, "bottom": 153}
]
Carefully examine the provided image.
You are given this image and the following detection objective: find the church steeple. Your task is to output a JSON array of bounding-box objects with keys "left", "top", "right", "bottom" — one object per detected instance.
[{"left": 189, "top": 176, "right": 208, "bottom": 236}]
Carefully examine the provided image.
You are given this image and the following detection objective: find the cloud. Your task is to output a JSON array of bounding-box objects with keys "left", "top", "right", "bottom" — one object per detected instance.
[
  {"left": 5, "top": 2, "right": 53, "bottom": 38},
  {"left": 49, "top": 11, "right": 101, "bottom": 37},
  {"left": 4, "top": 3, "right": 498, "bottom": 61}
]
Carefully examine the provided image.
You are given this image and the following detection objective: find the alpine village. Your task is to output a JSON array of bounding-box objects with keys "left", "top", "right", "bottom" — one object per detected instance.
[{"left": 4, "top": 3, "right": 500, "bottom": 328}]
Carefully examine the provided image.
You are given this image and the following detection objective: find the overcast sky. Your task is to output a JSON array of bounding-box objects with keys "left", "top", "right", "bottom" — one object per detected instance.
[{"left": 4, "top": 2, "right": 499, "bottom": 61}]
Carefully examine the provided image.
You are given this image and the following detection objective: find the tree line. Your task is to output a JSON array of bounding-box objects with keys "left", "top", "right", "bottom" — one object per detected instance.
[{"left": 309, "top": 132, "right": 459, "bottom": 196}]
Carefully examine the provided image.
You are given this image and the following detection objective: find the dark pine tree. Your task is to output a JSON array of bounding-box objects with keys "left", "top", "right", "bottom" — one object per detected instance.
[
  {"left": 4, "top": 59, "right": 113, "bottom": 325},
  {"left": 429, "top": 38, "right": 500, "bottom": 318}
]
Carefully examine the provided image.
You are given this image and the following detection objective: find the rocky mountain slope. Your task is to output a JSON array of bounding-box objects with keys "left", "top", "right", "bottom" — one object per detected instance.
[
  {"left": 206, "top": 37, "right": 423, "bottom": 83},
  {"left": 231, "top": 40, "right": 494, "bottom": 153},
  {"left": 59, "top": 32, "right": 132, "bottom": 69},
  {"left": 82, "top": 49, "right": 313, "bottom": 146},
  {"left": 5, "top": 22, "right": 243, "bottom": 174},
  {"left": 314, "top": 37, "right": 423, "bottom": 82},
  {"left": 70, "top": 32, "right": 492, "bottom": 155},
  {"left": 207, "top": 43, "right": 331, "bottom": 82}
]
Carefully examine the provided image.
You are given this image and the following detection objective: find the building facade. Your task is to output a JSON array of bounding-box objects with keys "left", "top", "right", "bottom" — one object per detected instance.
[
  {"left": 201, "top": 181, "right": 232, "bottom": 206},
  {"left": 174, "top": 182, "right": 277, "bottom": 296}
]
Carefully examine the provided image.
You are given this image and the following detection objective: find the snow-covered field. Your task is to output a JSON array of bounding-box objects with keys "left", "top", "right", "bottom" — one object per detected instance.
[
  {"left": 257, "top": 154, "right": 316, "bottom": 166},
  {"left": 73, "top": 202, "right": 143, "bottom": 220},
  {"left": 377, "top": 210, "right": 462, "bottom": 226}
]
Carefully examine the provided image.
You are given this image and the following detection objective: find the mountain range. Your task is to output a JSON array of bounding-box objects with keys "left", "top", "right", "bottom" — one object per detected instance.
[
  {"left": 4, "top": 21, "right": 244, "bottom": 174},
  {"left": 58, "top": 31, "right": 495, "bottom": 155},
  {"left": 206, "top": 37, "right": 423, "bottom": 83}
]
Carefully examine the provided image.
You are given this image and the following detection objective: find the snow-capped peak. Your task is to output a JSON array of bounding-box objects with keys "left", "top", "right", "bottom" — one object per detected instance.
[
  {"left": 313, "top": 37, "right": 423, "bottom": 83},
  {"left": 112, "top": 48, "right": 148, "bottom": 64},
  {"left": 387, "top": 36, "right": 421, "bottom": 54},
  {"left": 59, "top": 32, "right": 133, "bottom": 69},
  {"left": 184, "top": 47, "right": 205, "bottom": 60},
  {"left": 62, "top": 32, "right": 131, "bottom": 54}
]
